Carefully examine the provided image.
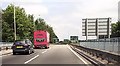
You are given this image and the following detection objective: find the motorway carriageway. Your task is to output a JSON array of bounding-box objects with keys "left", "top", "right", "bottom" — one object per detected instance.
[{"left": 2, "top": 44, "right": 92, "bottom": 65}]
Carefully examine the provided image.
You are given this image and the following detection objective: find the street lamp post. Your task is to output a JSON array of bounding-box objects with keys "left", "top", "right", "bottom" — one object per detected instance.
[{"left": 14, "top": 4, "right": 16, "bottom": 40}]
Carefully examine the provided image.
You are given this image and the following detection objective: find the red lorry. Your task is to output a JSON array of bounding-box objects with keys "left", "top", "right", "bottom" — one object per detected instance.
[{"left": 34, "top": 30, "right": 49, "bottom": 49}]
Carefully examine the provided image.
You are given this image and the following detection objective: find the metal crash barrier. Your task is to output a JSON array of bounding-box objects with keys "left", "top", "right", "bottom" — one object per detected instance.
[
  {"left": 80, "top": 37, "right": 120, "bottom": 55},
  {"left": 70, "top": 37, "right": 120, "bottom": 64}
]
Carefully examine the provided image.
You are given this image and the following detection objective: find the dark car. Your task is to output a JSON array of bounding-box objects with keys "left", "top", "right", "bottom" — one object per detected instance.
[{"left": 12, "top": 39, "right": 34, "bottom": 55}]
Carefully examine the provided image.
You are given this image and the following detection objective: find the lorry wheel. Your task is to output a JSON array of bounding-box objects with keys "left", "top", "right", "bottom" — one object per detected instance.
[
  {"left": 32, "top": 51, "right": 34, "bottom": 53},
  {"left": 32, "top": 50, "right": 34, "bottom": 53},
  {"left": 34, "top": 47, "right": 37, "bottom": 49},
  {"left": 45, "top": 46, "right": 48, "bottom": 49}
]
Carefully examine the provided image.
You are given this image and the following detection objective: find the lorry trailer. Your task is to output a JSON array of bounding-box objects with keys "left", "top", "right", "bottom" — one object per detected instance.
[{"left": 34, "top": 30, "right": 49, "bottom": 49}]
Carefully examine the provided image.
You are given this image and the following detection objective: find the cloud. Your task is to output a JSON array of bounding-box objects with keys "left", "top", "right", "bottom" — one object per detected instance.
[
  {"left": 42, "top": 0, "right": 119, "bottom": 40},
  {"left": 1, "top": 0, "right": 119, "bottom": 40},
  {"left": 43, "top": 0, "right": 82, "bottom": 3},
  {"left": 19, "top": 4, "right": 48, "bottom": 18},
  {"left": 1, "top": 0, "right": 42, "bottom": 3},
  {"left": 1, "top": 0, "right": 48, "bottom": 20}
]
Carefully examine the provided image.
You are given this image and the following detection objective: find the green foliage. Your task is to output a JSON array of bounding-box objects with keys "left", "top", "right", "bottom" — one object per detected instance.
[
  {"left": 2, "top": 4, "right": 14, "bottom": 41},
  {"left": 111, "top": 22, "right": 120, "bottom": 37},
  {"left": 63, "top": 39, "right": 70, "bottom": 44},
  {"left": 35, "top": 18, "right": 58, "bottom": 43},
  {"left": 2, "top": 4, "right": 34, "bottom": 42},
  {"left": 2, "top": 4, "right": 58, "bottom": 43}
]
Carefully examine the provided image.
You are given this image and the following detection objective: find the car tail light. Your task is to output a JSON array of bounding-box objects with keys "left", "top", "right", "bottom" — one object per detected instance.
[
  {"left": 11, "top": 44, "right": 16, "bottom": 49},
  {"left": 24, "top": 44, "right": 28, "bottom": 46},
  {"left": 13, "top": 44, "right": 16, "bottom": 46},
  {"left": 24, "top": 44, "right": 29, "bottom": 48}
]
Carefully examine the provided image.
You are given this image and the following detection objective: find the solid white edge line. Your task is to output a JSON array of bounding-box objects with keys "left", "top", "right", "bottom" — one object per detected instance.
[
  {"left": 67, "top": 45, "right": 88, "bottom": 64},
  {"left": 75, "top": 48, "right": 98, "bottom": 64},
  {"left": 24, "top": 55, "right": 39, "bottom": 64}
]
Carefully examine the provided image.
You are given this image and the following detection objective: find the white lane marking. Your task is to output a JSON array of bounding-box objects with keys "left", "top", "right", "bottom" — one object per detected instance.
[
  {"left": 67, "top": 45, "right": 88, "bottom": 64},
  {"left": 24, "top": 55, "right": 39, "bottom": 64},
  {"left": 74, "top": 48, "right": 98, "bottom": 64},
  {"left": 42, "top": 50, "right": 47, "bottom": 54},
  {"left": 42, "top": 48, "right": 51, "bottom": 54}
]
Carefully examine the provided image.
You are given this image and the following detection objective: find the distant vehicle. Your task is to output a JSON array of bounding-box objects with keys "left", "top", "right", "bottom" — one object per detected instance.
[
  {"left": 34, "top": 30, "right": 49, "bottom": 49},
  {"left": 12, "top": 39, "right": 34, "bottom": 55}
]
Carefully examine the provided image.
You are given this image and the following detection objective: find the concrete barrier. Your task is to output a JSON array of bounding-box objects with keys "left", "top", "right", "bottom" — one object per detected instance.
[
  {"left": 0, "top": 49, "right": 12, "bottom": 56},
  {"left": 79, "top": 37, "right": 120, "bottom": 55},
  {"left": 0, "top": 42, "right": 13, "bottom": 51},
  {"left": 0, "top": 42, "right": 13, "bottom": 55}
]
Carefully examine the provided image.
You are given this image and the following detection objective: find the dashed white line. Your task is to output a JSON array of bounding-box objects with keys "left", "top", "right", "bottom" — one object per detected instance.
[
  {"left": 67, "top": 45, "right": 88, "bottom": 64},
  {"left": 48, "top": 48, "right": 51, "bottom": 51},
  {"left": 42, "top": 50, "right": 47, "bottom": 54},
  {"left": 42, "top": 48, "right": 51, "bottom": 54},
  {"left": 24, "top": 55, "right": 39, "bottom": 64}
]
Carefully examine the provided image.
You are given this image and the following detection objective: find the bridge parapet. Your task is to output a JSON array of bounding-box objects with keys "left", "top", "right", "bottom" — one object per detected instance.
[
  {"left": 79, "top": 37, "right": 120, "bottom": 55},
  {"left": 70, "top": 37, "right": 120, "bottom": 64},
  {"left": 70, "top": 44, "right": 120, "bottom": 64}
]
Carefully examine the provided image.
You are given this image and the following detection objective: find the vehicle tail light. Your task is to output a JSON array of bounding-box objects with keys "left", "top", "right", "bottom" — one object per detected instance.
[
  {"left": 24, "top": 44, "right": 28, "bottom": 46},
  {"left": 11, "top": 44, "right": 16, "bottom": 49},
  {"left": 24, "top": 44, "right": 29, "bottom": 48}
]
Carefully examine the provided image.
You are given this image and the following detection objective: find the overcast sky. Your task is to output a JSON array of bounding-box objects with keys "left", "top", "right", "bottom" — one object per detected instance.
[{"left": 1, "top": 0, "right": 119, "bottom": 41}]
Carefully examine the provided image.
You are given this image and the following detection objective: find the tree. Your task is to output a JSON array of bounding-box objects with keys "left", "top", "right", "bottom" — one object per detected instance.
[
  {"left": 2, "top": 4, "right": 58, "bottom": 43},
  {"left": 2, "top": 4, "right": 15, "bottom": 41},
  {"left": 35, "top": 18, "right": 58, "bottom": 43},
  {"left": 35, "top": 18, "right": 47, "bottom": 30},
  {"left": 2, "top": 4, "right": 34, "bottom": 41},
  {"left": 116, "top": 22, "right": 120, "bottom": 37},
  {"left": 111, "top": 22, "right": 120, "bottom": 37}
]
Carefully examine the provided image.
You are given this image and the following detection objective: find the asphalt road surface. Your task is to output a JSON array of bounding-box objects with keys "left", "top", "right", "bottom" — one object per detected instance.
[{"left": 2, "top": 44, "right": 91, "bottom": 65}]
